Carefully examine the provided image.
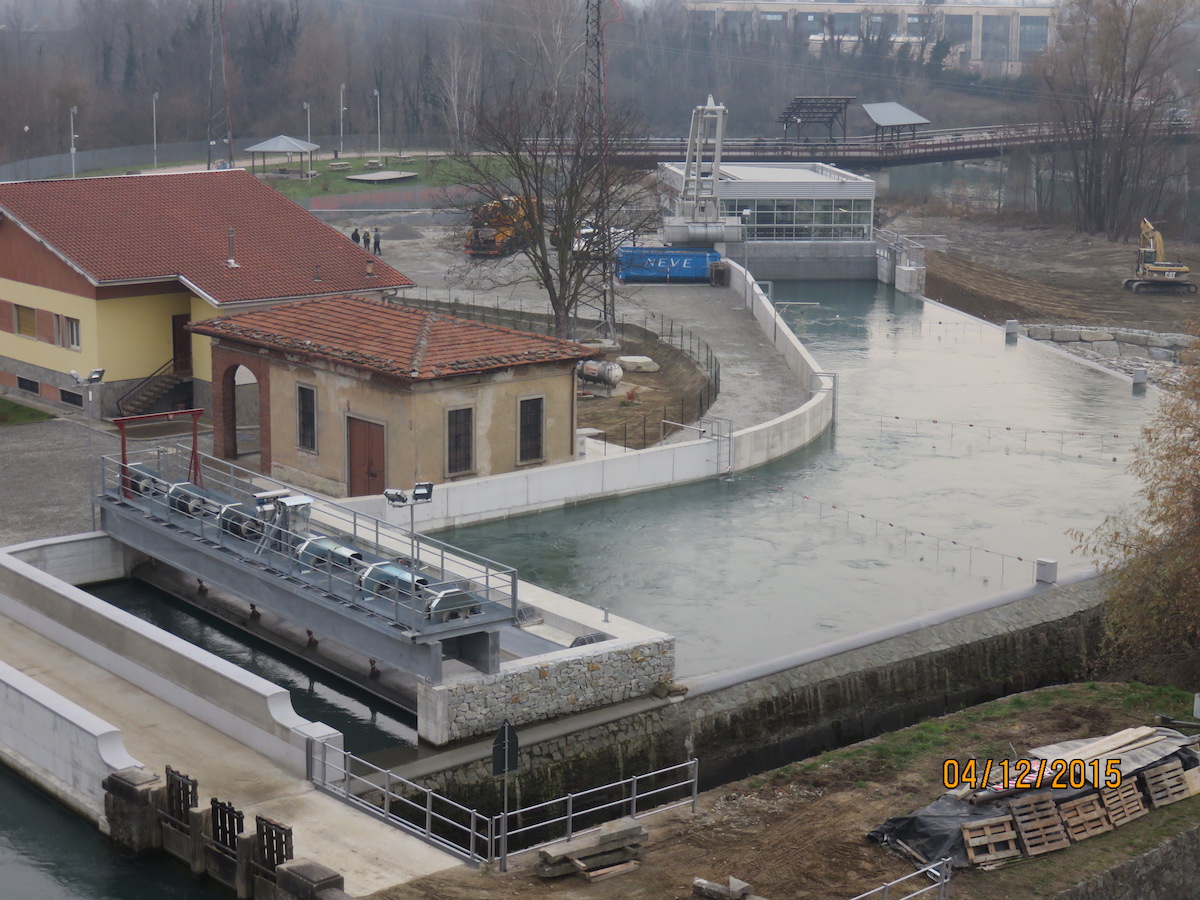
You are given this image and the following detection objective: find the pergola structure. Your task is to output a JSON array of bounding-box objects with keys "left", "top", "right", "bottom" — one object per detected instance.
[
  {"left": 861, "top": 102, "right": 931, "bottom": 143},
  {"left": 777, "top": 97, "right": 855, "bottom": 142},
  {"left": 242, "top": 135, "right": 320, "bottom": 175}
]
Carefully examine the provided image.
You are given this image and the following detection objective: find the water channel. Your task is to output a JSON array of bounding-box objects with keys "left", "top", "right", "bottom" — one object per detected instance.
[
  {"left": 0, "top": 280, "right": 1154, "bottom": 896},
  {"left": 440, "top": 281, "right": 1152, "bottom": 677}
]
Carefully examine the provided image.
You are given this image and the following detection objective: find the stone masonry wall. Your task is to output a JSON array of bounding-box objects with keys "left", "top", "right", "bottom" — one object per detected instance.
[
  {"left": 1021, "top": 325, "right": 1196, "bottom": 384},
  {"left": 417, "top": 637, "right": 675, "bottom": 745},
  {"left": 399, "top": 577, "right": 1111, "bottom": 813},
  {"left": 1056, "top": 823, "right": 1200, "bottom": 900}
]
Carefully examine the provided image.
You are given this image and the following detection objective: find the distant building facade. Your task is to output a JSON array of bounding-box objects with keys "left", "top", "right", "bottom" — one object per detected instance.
[
  {"left": 684, "top": 0, "right": 1054, "bottom": 77},
  {"left": 190, "top": 296, "right": 600, "bottom": 497}
]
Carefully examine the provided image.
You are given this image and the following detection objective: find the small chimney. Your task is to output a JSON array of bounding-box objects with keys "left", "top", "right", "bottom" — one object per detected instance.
[
  {"left": 313, "top": 264, "right": 323, "bottom": 282},
  {"left": 225, "top": 227, "right": 240, "bottom": 268},
  {"left": 365, "top": 259, "right": 376, "bottom": 278}
]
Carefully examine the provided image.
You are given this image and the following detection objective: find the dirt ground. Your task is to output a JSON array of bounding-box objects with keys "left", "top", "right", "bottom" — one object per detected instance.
[
  {"left": 367, "top": 684, "right": 1200, "bottom": 900},
  {"left": 886, "top": 212, "right": 1200, "bottom": 335}
]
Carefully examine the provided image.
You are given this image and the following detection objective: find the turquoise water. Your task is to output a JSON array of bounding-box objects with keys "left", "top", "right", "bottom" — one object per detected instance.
[
  {"left": 439, "top": 281, "right": 1152, "bottom": 676},
  {"left": 0, "top": 764, "right": 227, "bottom": 899},
  {"left": 87, "top": 580, "right": 417, "bottom": 760}
]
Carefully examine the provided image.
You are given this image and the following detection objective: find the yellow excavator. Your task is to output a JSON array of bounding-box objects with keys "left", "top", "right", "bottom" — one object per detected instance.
[{"left": 1124, "top": 219, "right": 1197, "bottom": 294}]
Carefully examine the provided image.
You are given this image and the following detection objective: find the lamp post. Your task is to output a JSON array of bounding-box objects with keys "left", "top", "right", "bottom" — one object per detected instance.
[
  {"left": 69, "top": 106, "right": 78, "bottom": 178},
  {"left": 303, "top": 101, "right": 312, "bottom": 173},
  {"left": 152, "top": 92, "right": 159, "bottom": 169},
  {"left": 373, "top": 88, "right": 381, "bottom": 157},
  {"left": 71, "top": 368, "right": 105, "bottom": 528},
  {"left": 339, "top": 83, "right": 346, "bottom": 156},
  {"left": 383, "top": 482, "right": 434, "bottom": 574}
]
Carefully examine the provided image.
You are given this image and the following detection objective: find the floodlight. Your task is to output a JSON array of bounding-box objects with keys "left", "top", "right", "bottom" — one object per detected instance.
[
  {"left": 383, "top": 488, "right": 408, "bottom": 505},
  {"left": 87, "top": 368, "right": 105, "bottom": 383},
  {"left": 69, "top": 369, "right": 82, "bottom": 384},
  {"left": 411, "top": 482, "right": 434, "bottom": 502}
]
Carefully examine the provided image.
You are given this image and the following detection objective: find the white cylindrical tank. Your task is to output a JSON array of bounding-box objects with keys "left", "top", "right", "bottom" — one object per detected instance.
[{"left": 577, "top": 360, "right": 623, "bottom": 388}]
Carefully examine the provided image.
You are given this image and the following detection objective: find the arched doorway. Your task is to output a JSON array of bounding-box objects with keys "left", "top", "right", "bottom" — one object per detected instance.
[{"left": 213, "top": 352, "right": 269, "bottom": 470}]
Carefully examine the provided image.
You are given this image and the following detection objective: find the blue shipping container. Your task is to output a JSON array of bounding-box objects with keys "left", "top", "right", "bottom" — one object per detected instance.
[{"left": 615, "top": 247, "right": 721, "bottom": 283}]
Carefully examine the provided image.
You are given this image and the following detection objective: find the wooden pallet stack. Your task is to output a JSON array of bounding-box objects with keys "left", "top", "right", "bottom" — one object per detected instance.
[
  {"left": 535, "top": 817, "right": 648, "bottom": 882},
  {"left": 958, "top": 726, "right": 1200, "bottom": 869}
]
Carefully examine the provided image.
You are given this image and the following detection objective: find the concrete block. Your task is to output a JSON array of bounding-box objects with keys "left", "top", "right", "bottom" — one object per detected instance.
[
  {"left": 1113, "top": 331, "right": 1148, "bottom": 346},
  {"left": 729, "top": 876, "right": 752, "bottom": 899},
  {"left": 275, "top": 860, "right": 345, "bottom": 900},
  {"left": 1117, "top": 343, "right": 1149, "bottom": 359},
  {"left": 102, "top": 768, "right": 164, "bottom": 855},
  {"left": 1148, "top": 347, "right": 1175, "bottom": 362},
  {"left": 618, "top": 356, "right": 660, "bottom": 373},
  {"left": 1052, "top": 328, "right": 1081, "bottom": 342},
  {"left": 1091, "top": 341, "right": 1120, "bottom": 358},
  {"left": 1078, "top": 329, "right": 1113, "bottom": 342},
  {"left": 1027, "top": 325, "right": 1053, "bottom": 340}
]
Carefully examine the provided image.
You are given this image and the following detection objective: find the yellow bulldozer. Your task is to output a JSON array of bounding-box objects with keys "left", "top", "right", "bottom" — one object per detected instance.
[
  {"left": 1124, "top": 219, "right": 1196, "bottom": 294},
  {"left": 465, "top": 196, "right": 530, "bottom": 257}
]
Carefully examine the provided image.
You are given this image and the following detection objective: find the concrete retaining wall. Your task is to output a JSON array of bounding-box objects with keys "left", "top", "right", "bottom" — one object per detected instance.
[
  {"left": 720, "top": 241, "right": 879, "bottom": 281},
  {"left": 418, "top": 636, "right": 675, "bottom": 745},
  {"left": 341, "top": 274, "right": 833, "bottom": 531},
  {"left": 0, "top": 534, "right": 342, "bottom": 776},
  {"left": 1056, "top": 823, "right": 1200, "bottom": 899},
  {"left": 396, "top": 571, "right": 1110, "bottom": 808},
  {"left": 0, "top": 658, "right": 141, "bottom": 827}
]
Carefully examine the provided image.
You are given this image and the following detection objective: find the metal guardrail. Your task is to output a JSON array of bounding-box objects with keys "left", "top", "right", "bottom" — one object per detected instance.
[
  {"left": 847, "top": 858, "right": 952, "bottom": 900},
  {"left": 308, "top": 737, "right": 698, "bottom": 865}
]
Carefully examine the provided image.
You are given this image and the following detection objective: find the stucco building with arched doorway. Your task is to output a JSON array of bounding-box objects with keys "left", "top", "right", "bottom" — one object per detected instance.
[{"left": 189, "top": 295, "right": 600, "bottom": 497}]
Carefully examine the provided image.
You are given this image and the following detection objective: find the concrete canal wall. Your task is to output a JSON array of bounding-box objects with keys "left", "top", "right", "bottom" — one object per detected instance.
[
  {"left": 397, "top": 570, "right": 1110, "bottom": 807},
  {"left": 0, "top": 534, "right": 342, "bottom": 777},
  {"left": 342, "top": 268, "right": 834, "bottom": 532},
  {"left": 0, "top": 657, "right": 141, "bottom": 827}
]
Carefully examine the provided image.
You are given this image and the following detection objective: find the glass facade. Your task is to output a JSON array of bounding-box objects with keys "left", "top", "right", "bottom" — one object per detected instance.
[{"left": 721, "top": 198, "right": 873, "bottom": 241}]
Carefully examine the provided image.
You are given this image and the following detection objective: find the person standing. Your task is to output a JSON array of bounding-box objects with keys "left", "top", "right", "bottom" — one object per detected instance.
[
  {"left": 373, "top": 227, "right": 381, "bottom": 255},
  {"left": 351, "top": 227, "right": 361, "bottom": 246}
]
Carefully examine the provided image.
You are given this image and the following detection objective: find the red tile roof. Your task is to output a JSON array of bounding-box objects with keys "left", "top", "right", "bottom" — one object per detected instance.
[
  {"left": 188, "top": 295, "right": 599, "bottom": 380},
  {"left": 0, "top": 170, "right": 412, "bottom": 304}
]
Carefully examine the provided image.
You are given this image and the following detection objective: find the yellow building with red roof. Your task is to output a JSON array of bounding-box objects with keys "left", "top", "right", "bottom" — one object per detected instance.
[{"left": 0, "top": 169, "right": 412, "bottom": 417}]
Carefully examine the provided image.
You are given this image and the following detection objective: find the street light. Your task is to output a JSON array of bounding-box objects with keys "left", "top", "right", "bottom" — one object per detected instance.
[
  {"left": 69, "top": 106, "right": 78, "bottom": 178},
  {"left": 152, "top": 92, "right": 159, "bottom": 169},
  {"left": 302, "top": 101, "right": 312, "bottom": 173},
  {"left": 384, "top": 481, "right": 434, "bottom": 573},
  {"left": 339, "top": 83, "right": 346, "bottom": 156},
  {"left": 373, "top": 88, "right": 381, "bottom": 157},
  {"left": 70, "top": 368, "right": 105, "bottom": 528}
]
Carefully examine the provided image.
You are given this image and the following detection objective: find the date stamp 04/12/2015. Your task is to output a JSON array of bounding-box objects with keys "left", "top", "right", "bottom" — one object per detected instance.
[{"left": 942, "top": 758, "right": 1123, "bottom": 791}]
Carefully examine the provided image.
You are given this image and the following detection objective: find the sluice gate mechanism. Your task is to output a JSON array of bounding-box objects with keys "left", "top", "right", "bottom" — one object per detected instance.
[{"left": 98, "top": 445, "right": 525, "bottom": 685}]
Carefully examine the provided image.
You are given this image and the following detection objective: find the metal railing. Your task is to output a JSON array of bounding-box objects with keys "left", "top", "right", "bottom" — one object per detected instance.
[
  {"left": 393, "top": 291, "right": 721, "bottom": 440},
  {"left": 115, "top": 357, "right": 181, "bottom": 416},
  {"left": 847, "top": 858, "right": 952, "bottom": 900},
  {"left": 98, "top": 445, "right": 519, "bottom": 635},
  {"left": 308, "top": 737, "right": 698, "bottom": 866}
]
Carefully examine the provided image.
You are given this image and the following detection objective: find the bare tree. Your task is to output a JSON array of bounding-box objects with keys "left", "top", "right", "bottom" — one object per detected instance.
[
  {"left": 1038, "top": 0, "right": 1198, "bottom": 238},
  {"left": 449, "top": 81, "right": 659, "bottom": 338},
  {"left": 1073, "top": 326, "right": 1200, "bottom": 684}
]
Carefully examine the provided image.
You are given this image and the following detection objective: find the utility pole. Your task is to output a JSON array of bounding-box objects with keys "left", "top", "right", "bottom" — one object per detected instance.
[
  {"left": 339, "top": 83, "right": 346, "bottom": 156},
  {"left": 152, "top": 92, "right": 159, "bottom": 169}
]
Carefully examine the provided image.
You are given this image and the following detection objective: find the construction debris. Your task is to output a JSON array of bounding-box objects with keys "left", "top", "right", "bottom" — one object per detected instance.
[
  {"left": 535, "top": 817, "right": 647, "bottom": 881},
  {"left": 693, "top": 876, "right": 764, "bottom": 900}
]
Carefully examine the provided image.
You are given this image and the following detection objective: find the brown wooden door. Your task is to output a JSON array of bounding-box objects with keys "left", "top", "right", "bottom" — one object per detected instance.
[
  {"left": 347, "top": 417, "right": 385, "bottom": 496},
  {"left": 172, "top": 314, "right": 192, "bottom": 372}
]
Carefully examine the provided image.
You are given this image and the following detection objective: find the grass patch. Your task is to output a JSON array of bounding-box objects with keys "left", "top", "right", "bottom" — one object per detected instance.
[{"left": 0, "top": 397, "right": 52, "bottom": 425}]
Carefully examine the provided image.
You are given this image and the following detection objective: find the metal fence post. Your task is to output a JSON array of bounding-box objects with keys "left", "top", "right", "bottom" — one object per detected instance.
[
  {"left": 691, "top": 759, "right": 699, "bottom": 811},
  {"left": 565, "top": 793, "right": 574, "bottom": 840},
  {"left": 425, "top": 789, "right": 433, "bottom": 836},
  {"left": 630, "top": 775, "right": 638, "bottom": 817},
  {"left": 384, "top": 771, "right": 392, "bottom": 818}
]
